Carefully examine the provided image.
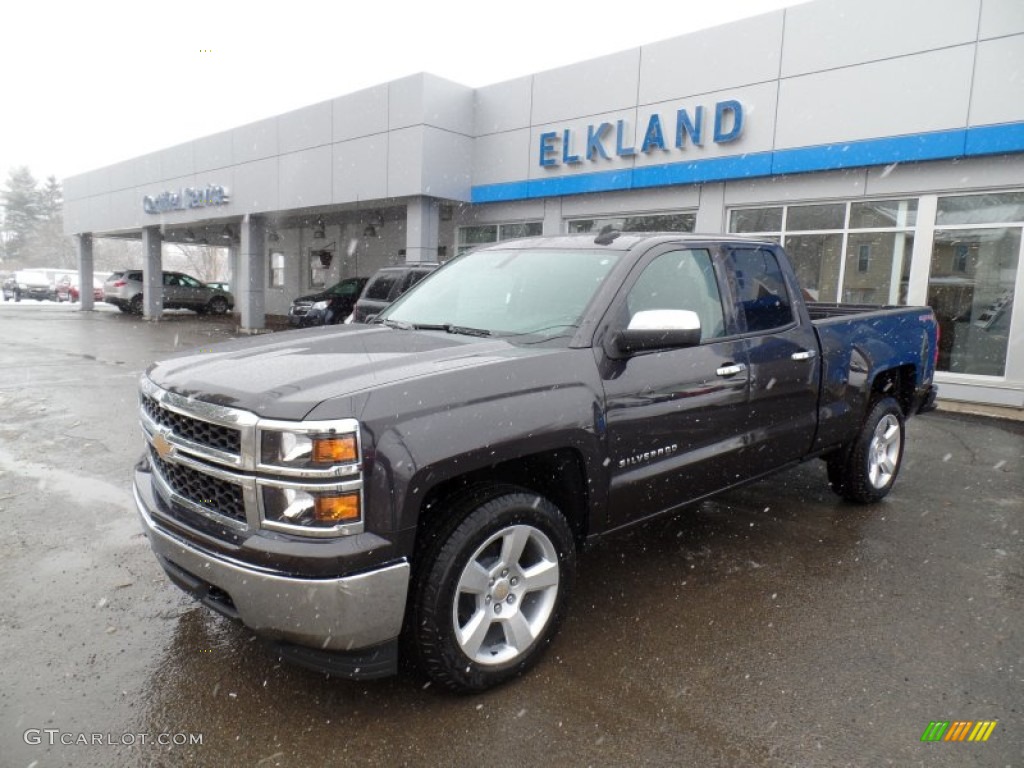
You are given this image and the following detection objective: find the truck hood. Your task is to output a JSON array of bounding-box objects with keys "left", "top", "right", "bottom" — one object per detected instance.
[{"left": 145, "top": 325, "right": 555, "bottom": 421}]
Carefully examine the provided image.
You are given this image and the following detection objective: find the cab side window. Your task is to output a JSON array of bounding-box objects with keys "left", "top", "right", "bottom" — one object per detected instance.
[
  {"left": 626, "top": 249, "right": 725, "bottom": 341},
  {"left": 726, "top": 248, "right": 794, "bottom": 333}
]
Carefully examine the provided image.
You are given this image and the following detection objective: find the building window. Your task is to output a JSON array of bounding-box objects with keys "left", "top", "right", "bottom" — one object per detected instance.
[
  {"left": 269, "top": 251, "right": 285, "bottom": 288},
  {"left": 456, "top": 221, "right": 542, "bottom": 256},
  {"left": 308, "top": 251, "right": 329, "bottom": 287},
  {"left": 954, "top": 244, "right": 970, "bottom": 272},
  {"left": 857, "top": 244, "right": 871, "bottom": 273},
  {"left": 728, "top": 198, "right": 917, "bottom": 305},
  {"left": 567, "top": 212, "right": 696, "bottom": 234},
  {"left": 730, "top": 207, "right": 782, "bottom": 233},
  {"left": 927, "top": 191, "right": 1023, "bottom": 377}
]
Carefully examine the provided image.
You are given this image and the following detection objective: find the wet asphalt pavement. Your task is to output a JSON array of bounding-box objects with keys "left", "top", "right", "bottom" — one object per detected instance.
[{"left": 0, "top": 300, "right": 1021, "bottom": 768}]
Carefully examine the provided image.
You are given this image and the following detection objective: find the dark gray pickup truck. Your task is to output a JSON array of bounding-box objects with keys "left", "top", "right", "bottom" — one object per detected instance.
[{"left": 133, "top": 232, "right": 938, "bottom": 691}]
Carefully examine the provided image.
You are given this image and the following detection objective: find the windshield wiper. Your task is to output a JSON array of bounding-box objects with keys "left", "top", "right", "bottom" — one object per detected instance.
[
  {"left": 378, "top": 319, "right": 492, "bottom": 337},
  {"left": 444, "top": 324, "right": 492, "bottom": 337},
  {"left": 377, "top": 318, "right": 415, "bottom": 330}
]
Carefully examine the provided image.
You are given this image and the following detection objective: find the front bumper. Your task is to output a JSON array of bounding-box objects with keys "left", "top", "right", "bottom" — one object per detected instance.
[
  {"left": 133, "top": 471, "right": 409, "bottom": 671},
  {"left": 288, "top": 308, "right": 327, "bottom": 326}
]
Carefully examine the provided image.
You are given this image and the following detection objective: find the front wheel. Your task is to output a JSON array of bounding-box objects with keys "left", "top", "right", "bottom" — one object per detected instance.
[
  {"left": 827, "top": 396, "right": 905, "bottom": 503},
  {"left": 207, "top": 296, "right": 229, "bottom": 315},
  {"left": 408, "top": 488, "right": 576, "bottom": 692}
]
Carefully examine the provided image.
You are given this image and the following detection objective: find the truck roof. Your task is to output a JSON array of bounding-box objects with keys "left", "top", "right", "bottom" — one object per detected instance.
[{"left": 489, "top": 232, "right": 779, "bottom": 251}]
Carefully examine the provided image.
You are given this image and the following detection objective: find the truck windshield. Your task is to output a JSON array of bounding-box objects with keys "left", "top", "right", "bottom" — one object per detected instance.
[{"left": 379, "top": 248, "right": 621, "bottom": 339}]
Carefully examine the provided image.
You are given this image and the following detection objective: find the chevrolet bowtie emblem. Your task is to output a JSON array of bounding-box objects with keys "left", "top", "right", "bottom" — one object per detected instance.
[{"left": 152, "top": 431, "right": 175, "bottom": 461}]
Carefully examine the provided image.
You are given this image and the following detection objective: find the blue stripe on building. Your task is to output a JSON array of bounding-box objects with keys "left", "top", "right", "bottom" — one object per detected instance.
[{"left": 471, "top": 121, "right": 1024, "bottom": 204}]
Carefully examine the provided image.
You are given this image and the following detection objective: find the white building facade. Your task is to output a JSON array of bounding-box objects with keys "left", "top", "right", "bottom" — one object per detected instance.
[{"left": 65, "top": 0, "right": 1024, "bottom": 407}]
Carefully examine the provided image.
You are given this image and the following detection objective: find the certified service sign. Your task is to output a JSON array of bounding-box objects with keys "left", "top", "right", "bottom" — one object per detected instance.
[{"left": 143, "top": 185, "right": 230, "bottom": 214}]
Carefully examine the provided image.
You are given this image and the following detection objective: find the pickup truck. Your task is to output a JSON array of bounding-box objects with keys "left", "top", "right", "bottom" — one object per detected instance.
[{"left": 133, "top": 232, "right": 938, "bottom": 692}]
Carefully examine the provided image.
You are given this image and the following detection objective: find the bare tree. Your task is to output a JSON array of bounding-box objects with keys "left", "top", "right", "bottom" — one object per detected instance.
[
  {"left": 94, "top": 238, "right": 142, "bottom": 272},
  {"left": 164, "top": 243, "right": 228, "bottom": 282}
]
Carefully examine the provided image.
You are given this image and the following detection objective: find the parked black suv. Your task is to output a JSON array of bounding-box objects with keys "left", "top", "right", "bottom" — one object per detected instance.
[
  {"left": 288, "top": 276, "right": 368, "bottom": 327},
  {"left": 349, "top": 264, "right": 439, "bottom": 323}
]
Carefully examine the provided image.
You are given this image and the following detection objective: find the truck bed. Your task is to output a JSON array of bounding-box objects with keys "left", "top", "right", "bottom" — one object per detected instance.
[{"left": 806, "top": 301, "right": 903, "bottom": 321}]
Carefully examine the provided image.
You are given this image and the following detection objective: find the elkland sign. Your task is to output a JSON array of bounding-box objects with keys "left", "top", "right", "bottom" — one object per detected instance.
[
  {"left": 143, "top": 185, "right": 230, "bottom": 214},
  {"left": 539, "top": 100, "right": 745, "bottom": 168}
]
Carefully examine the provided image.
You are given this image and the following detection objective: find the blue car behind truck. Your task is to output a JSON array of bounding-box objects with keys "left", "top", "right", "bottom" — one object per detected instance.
[{"left": 132, "top": 232, "right": 938, "bottom": 692}]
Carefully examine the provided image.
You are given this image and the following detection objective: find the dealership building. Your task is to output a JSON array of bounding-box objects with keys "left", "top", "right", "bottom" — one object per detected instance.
[{"left": 65, "top": 0, "right": 1024, "bottom": 408}]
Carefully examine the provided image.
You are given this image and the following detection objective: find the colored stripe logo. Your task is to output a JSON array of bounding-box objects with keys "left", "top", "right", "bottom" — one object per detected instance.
[{"left": 921, "top": 721, "right": 997, "bottom": 742}]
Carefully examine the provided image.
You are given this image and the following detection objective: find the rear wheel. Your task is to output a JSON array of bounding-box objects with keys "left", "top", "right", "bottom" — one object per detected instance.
[
  {"left": 129, "top": 294, "right": 143, "bottom": 315},
  {"left": 408, "top": 487, "right": 575, "bottom": 692},
  {"left": 827, "top": 396, "right": 905, "bottom": 503}
]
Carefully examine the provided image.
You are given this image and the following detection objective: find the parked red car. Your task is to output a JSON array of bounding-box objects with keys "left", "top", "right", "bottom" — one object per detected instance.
[{"left": 56, "top": 276, "right": 104, "bottom": 303}]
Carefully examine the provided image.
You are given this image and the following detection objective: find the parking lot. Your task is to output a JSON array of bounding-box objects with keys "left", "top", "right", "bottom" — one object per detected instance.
[{"left": 1, "top": 302, "right": 1021, "bottom": 767}]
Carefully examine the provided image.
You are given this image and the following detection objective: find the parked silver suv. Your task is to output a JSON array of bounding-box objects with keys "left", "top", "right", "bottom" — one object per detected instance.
[{"left": 104, "top": 270, "right": 234, "bottom": 315}]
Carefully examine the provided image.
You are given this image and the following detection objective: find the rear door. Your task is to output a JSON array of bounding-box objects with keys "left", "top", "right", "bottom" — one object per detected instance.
[
  {"left": 723, "top": 246, "right": 820, "bottom": 470},
  {"left": 177, "top": 274, "right": 208, "bottom": 308},
  {"left": 601, "top": 245, "right": 752, "bottom": 529}
]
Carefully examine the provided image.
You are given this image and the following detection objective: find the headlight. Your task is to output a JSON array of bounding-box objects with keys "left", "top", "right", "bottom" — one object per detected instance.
[
  {"left": 256, "top": 420, "right": 362, "bottom": 535},
  {"left": 260, "top": 429, "right": 358, "bottom": 470},
  {"left": 312, "top": 300, "right": 330, "bottom": 311},
  {"left": 261, "top": 486, "right": 361, "bottom": 532}
]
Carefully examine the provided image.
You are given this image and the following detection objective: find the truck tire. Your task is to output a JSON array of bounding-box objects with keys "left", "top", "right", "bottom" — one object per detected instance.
[
  {"left": 408, "top": 487, "right": 575, "bottom": 692},
  {"left": 827, "top": 396, "right": 905, "bottom": 503}
]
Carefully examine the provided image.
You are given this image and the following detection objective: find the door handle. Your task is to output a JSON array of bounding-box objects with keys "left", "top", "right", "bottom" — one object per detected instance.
[
  {"left": 716, "top": 363, "right": 747, "bottom": 377},
  {"left": 791, "top": 350, "right": 817, "bottom": 361}
]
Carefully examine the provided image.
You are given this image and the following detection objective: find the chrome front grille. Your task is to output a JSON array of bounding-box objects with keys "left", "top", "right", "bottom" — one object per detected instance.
[
  {"left": 138, "top": 376, "right": 364, "bottom": 541},
  {"left": 149, "top": 447, "right": 246, "bottom": 522},
  {"left": 141, "top": 395, "right": 241, "bottom": 453}
]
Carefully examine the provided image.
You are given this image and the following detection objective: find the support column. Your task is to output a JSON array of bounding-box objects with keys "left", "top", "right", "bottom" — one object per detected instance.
[
  {"left": 76, "top": 234, "right": 94, "bottom": 311},
  {"left": 543, "top": 198, "right": 562, "bottom": 235},
  {"left": 142, "top": 226, "right": 163, "bottom": 320},
  {"left": 239, "top": 215, "right": 266, "bottom": 332},
  {"left": 228, "top": 244, "right": 239, "bottom": 298},
  {"left": 695, "top": 182, "right": 726, "bottom": 233},
  {"left": 405, "top": 197, "right": 439, "bottom": 263}
]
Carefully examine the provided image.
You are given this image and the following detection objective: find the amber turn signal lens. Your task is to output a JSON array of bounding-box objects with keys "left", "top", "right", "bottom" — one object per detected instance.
[
  {"left": 314, "top": 494, "right": 360, "bottom": 523},
  {"left": 312, "top": 435, "right": 357, "bottom": 463}
]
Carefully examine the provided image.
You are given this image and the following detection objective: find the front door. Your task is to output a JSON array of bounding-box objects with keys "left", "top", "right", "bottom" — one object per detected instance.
[{"left": 601, "top": 246, "right": 752, "bottom": 531}]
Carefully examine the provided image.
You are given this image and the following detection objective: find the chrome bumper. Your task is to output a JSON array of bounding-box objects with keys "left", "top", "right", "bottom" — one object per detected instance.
[{"left": 134, "top": 478, "right": 409, "bottom": 653}]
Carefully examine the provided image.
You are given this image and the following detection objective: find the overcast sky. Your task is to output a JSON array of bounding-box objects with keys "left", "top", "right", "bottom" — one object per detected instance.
[{"left": 1, "top": 0, "right": 803, "bottom": 183}]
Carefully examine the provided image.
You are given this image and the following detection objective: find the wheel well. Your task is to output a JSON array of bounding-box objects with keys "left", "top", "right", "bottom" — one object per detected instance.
[
  {"left": 871, "top": 365, "right": 916, "bottom": 415},
  {"left": 417, "top": 449, "right": 590, "bottom": 548}
]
